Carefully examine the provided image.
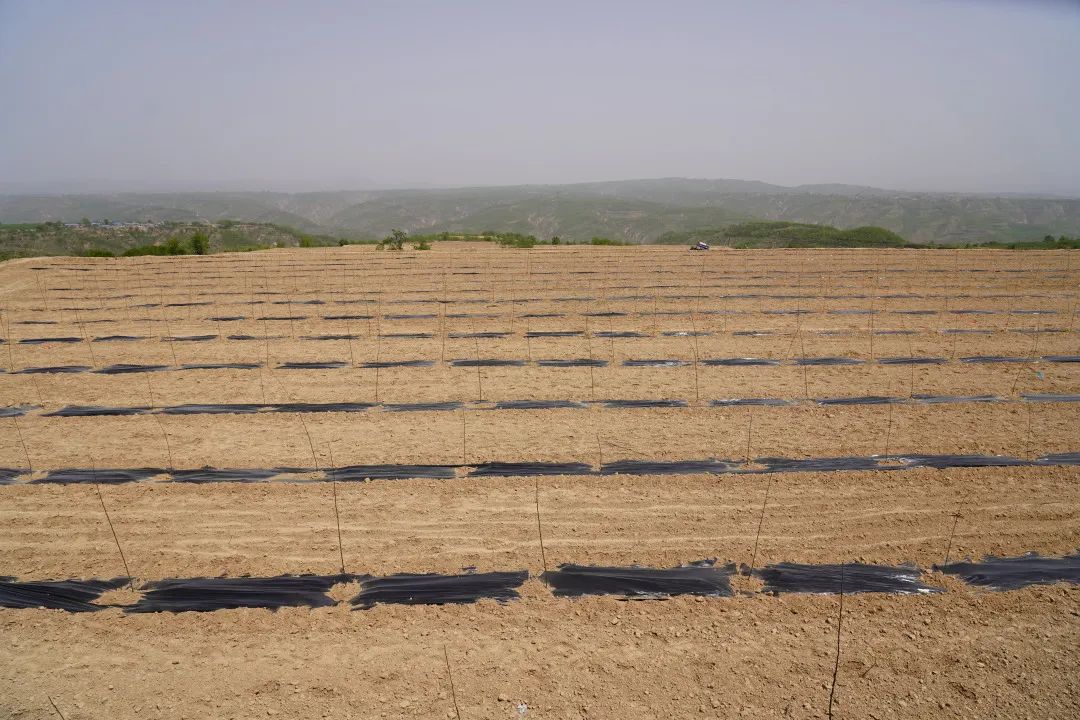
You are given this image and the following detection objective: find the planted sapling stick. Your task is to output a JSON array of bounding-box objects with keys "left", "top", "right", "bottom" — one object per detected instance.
[
  {"left": 11, "top": 415, "right": 33, "bottom": 472},
  {"left": 473, "top": 337, "right": 483, "bottom": 401},
  {"left": 826, "top": 562, "right": 845, "bottom": 720},
  {"left": 92, "top": 469, "right": 135, "bottom": 591},
  {"left": 443, "top": 645, "right": 463, "bottom": 720},
  {"left": 327, "top": 444, "right": 346, "bottom": 574}
]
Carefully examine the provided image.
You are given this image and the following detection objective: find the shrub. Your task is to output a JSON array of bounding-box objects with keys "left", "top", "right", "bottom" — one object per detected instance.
[{"left": 189, "top": 232, "right": 209, "bottom": 255}]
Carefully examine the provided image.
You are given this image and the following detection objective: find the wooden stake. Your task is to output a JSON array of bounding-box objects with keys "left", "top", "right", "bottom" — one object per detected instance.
[
  {"left": 11, "top": 416, "right": 33, "bottom": 471},
  {"left": 443, "top": 645, "right": 462, "bottom": 720},
  {"left": 826, "top": 563, "right": 845, "bottom": 720},
  {"left": 93, "top": 475, "right": 135, "bottom": 590},
  {"left": 534, "top": 476, "right": 548, "bottom": 573},
  {"left": 327, "top": 444, "right": 346, "bottom": 575}
]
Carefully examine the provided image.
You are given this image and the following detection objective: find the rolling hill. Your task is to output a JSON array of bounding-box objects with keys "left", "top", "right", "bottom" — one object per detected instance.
[{"left": 2, "top": 179, "right": 1079, "bottom": 245}]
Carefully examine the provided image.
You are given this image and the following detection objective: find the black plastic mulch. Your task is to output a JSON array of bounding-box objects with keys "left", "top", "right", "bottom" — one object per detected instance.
[
  {"left": 170, "top": 468, "right": 292, "bottom": 483},
  {"left": 331, "top": 465, "right": 457, "bottom": 481},
  {"left": 755, "top": 562, "right": 939, "bottom": 595},
  {"left": 382, "top": 402, "right": 463, "bottom": 412},
  {"left": 163, "top": 335, "right": 217, "bottom": 342},
  {"left": 0, "top": 468, "right": 27, "bottom": 485},
  {"left": 493, "top": 400, "right": 587, "bottom": 410},
  {"left": 277, "top": 361, "right": 349, "bottom": 370},
  {"left": 128, "top": 574, "right": 351, "bottom": 613},
  {"left": 877, "top": 357, "right": 947, "bottom": 365},
  {"left": 542, "top": 561, "right": 734, "bottom": 599},
  {"left": 179, "top": 363, "right": 263, "bottom": 370},
  {"left": 300, "top": 334, "right": 360, "bottom": 341},
  {"left": 816, "top": 396, "right": 902, "bottom": 406},
  {"left": 35, "top": 467, "right": 165, "bottom": 484},
  {"left": 451, "top": 359, "right": 526, "bottom": 367},
  {"left": 1042, "top": 355, "right": 1080, "bottom": 363},
  {"left": 16, "top": 365, "right": 91, "bottom": 374},
  {"left": 270, "top": 402, "right": 375, "bottom": 413},
  {"left": 711, "top": 398, "right": 792, "bottom": 407},
  {"left": 1037, "top": 452, "right": 1080, "bottom": 466},
  {"left": 625, "top": 357, "right": 692, "bottom": 368},
  {"left": 600, "top": 399, "right": 688, "bottom": 409},
  {"left": 95, "top": 364, "right": 170, "bottom": 374},
  {"left": 469, "top": 462, "right": 593, "bottom": 477},
  {"left": 897, "top": 454, "right": 1032, "bottom": 469},
  {"left": 94, "top": 335, "right": 147, "bottom": 342},
  {"left": 752, "top": 456, "right": 884, "bottom": 473},
  {"left": 361, "top": 360, "right": 434, "bottom": 369},
  {"left": 351, "top": 570, "right": 528, "bottom": 608},
  {"left": 936, "top": 553, "right": 1080, "bottom": 590},
  {"left": 159, "top": 403, "right": 268, "bottom": 415},
  {"left": 18, "top": 337, "right": 82, "bottom": 344},
  {"left": 912, "top": 394, "right": 1001, "bottom": 404},
  {"left": 527, "top": 331, "right": 583, "bottom": 338},
  {"left": 702, "top": 358, "right": 780, "bottom": 366},
  {"left": 0, "top": 406, "right": 33, "bottom": 417},
  {"left": 601, "top": 459, "right": 733, "bottom": 475},
  {"left": 448, "top": 332, "right": 509, "bottom": 339},
  {"left": 959, "top": 356, "right": 1027, "bottom": 364},
  {"left": 794, "top": 357, "right": 864, "bottom": 366},
  {"left": 536, "top": 359, "right": 608, "bottom": 367},
  {"left": 44, "top": 405, "right": 151, "bottom": 417},
  {"left": 0, "top": 577, "right": 130, "bottom": 611},
  {"left": 1022, "top": 393, "right": 1080, "bottom": 403}
]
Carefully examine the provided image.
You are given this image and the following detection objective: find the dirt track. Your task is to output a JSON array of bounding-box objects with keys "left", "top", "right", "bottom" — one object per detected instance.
[{"left": 1, "top": 246, "right": 1078, "bottom": 719}]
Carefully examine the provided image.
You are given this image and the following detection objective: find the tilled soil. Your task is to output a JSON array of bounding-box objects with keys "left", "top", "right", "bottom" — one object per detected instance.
[{"left": 1, "top": 246, "right": 1078, "bottom": 719}]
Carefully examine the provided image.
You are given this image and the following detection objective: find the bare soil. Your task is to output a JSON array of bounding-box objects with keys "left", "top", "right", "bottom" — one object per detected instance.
[{"left": 1, "top": 246, "right": 1077, "bottom": 719}]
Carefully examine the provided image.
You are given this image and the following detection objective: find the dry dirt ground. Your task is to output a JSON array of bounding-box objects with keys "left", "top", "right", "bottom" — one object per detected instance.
[{"left": 1, "top": 245, "right": 1077, "bottom": 719}]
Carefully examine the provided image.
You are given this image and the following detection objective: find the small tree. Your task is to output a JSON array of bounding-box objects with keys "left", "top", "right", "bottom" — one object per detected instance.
[
  {"left": 379, "top": 229, "right": 408, "bottom": 251},
  {"left": 189, "top": 232, "right": 209, "bottom": 255}
]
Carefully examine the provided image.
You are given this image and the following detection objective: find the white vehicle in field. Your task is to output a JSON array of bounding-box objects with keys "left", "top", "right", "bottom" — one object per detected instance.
[{"left": 690, "top": 241, "right": 710, "bottom": 251}]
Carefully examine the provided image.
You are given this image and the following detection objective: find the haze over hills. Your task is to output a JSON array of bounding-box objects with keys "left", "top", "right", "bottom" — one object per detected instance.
[{"left": 2, "top": 178, "right": 1079, "bottom": 245}]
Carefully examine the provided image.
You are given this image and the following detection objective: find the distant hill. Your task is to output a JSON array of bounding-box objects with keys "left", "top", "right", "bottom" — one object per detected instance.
[{"left": 2, "top": 178, "right": 1079, "bottom": 245}]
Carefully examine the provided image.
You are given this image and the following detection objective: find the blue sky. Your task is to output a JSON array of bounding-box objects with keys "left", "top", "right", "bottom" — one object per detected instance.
[{"left": 1, "top": 0, "right": 1078, "bottom": 194}]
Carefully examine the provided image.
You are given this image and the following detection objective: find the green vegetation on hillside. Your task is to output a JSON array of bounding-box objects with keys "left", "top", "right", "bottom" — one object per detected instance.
[
  {"left": 658, "top": 222, "right": 907, "bottom": 248},
  {"left": 0, "top": 220, "right": 364, "bottom": 259}
]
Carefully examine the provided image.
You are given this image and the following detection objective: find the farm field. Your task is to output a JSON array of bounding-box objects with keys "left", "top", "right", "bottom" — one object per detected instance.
[{"left": 1, "top": 244, "right": 1078, "bottom": 719}]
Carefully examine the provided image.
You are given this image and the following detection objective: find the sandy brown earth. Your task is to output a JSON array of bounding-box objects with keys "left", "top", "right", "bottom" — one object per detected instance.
[{"left": 1, "top": 246, "right": 1078, "bottom": 719}]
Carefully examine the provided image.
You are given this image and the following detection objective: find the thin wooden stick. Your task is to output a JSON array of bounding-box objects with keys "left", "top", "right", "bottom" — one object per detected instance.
[
  {"left": 93, "top": 476, "right": 135, "bottom": 590},
  {"left": 47, "top": 696, "right": 68, "bottom": 720},
  {"left": 826, "top": 562, "right": 845, "bottom": 720},
  {"left": 443, "top": 645, "right": 462, "bottom": 720},
  {"left": 748, "top": 473, "right": 773, "bottom": 576},
  {"left": 942, "top": 490, "right": 973, "bottom": 568},
  {"left": 11, "top": 415, "right": 33, "bottom": 471},
  {"left": 472, "top": 337, "right": 484, "bottom": 401},
  {"left": 461, "top": 408, "right": 467, "bottom": 465},
  {"left": 297, "top": 413, "right": 319, "bottom": 470},
  {"left": 327, "top": 444, "right": 346, "bottom": 575},
  {"left": 883, "top": 402, "right": 894, "bottom": 457},
  {"left": 745, "top": 410, "right": 754, "bottom": 463},
  {"left": 534, "top": 476, "right": 548, "bottom": 573}
]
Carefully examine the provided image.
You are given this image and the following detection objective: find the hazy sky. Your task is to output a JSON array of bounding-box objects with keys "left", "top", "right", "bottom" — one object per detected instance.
[{"left": 1, "top": 0, "right": 1078, "bottom": 195}]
